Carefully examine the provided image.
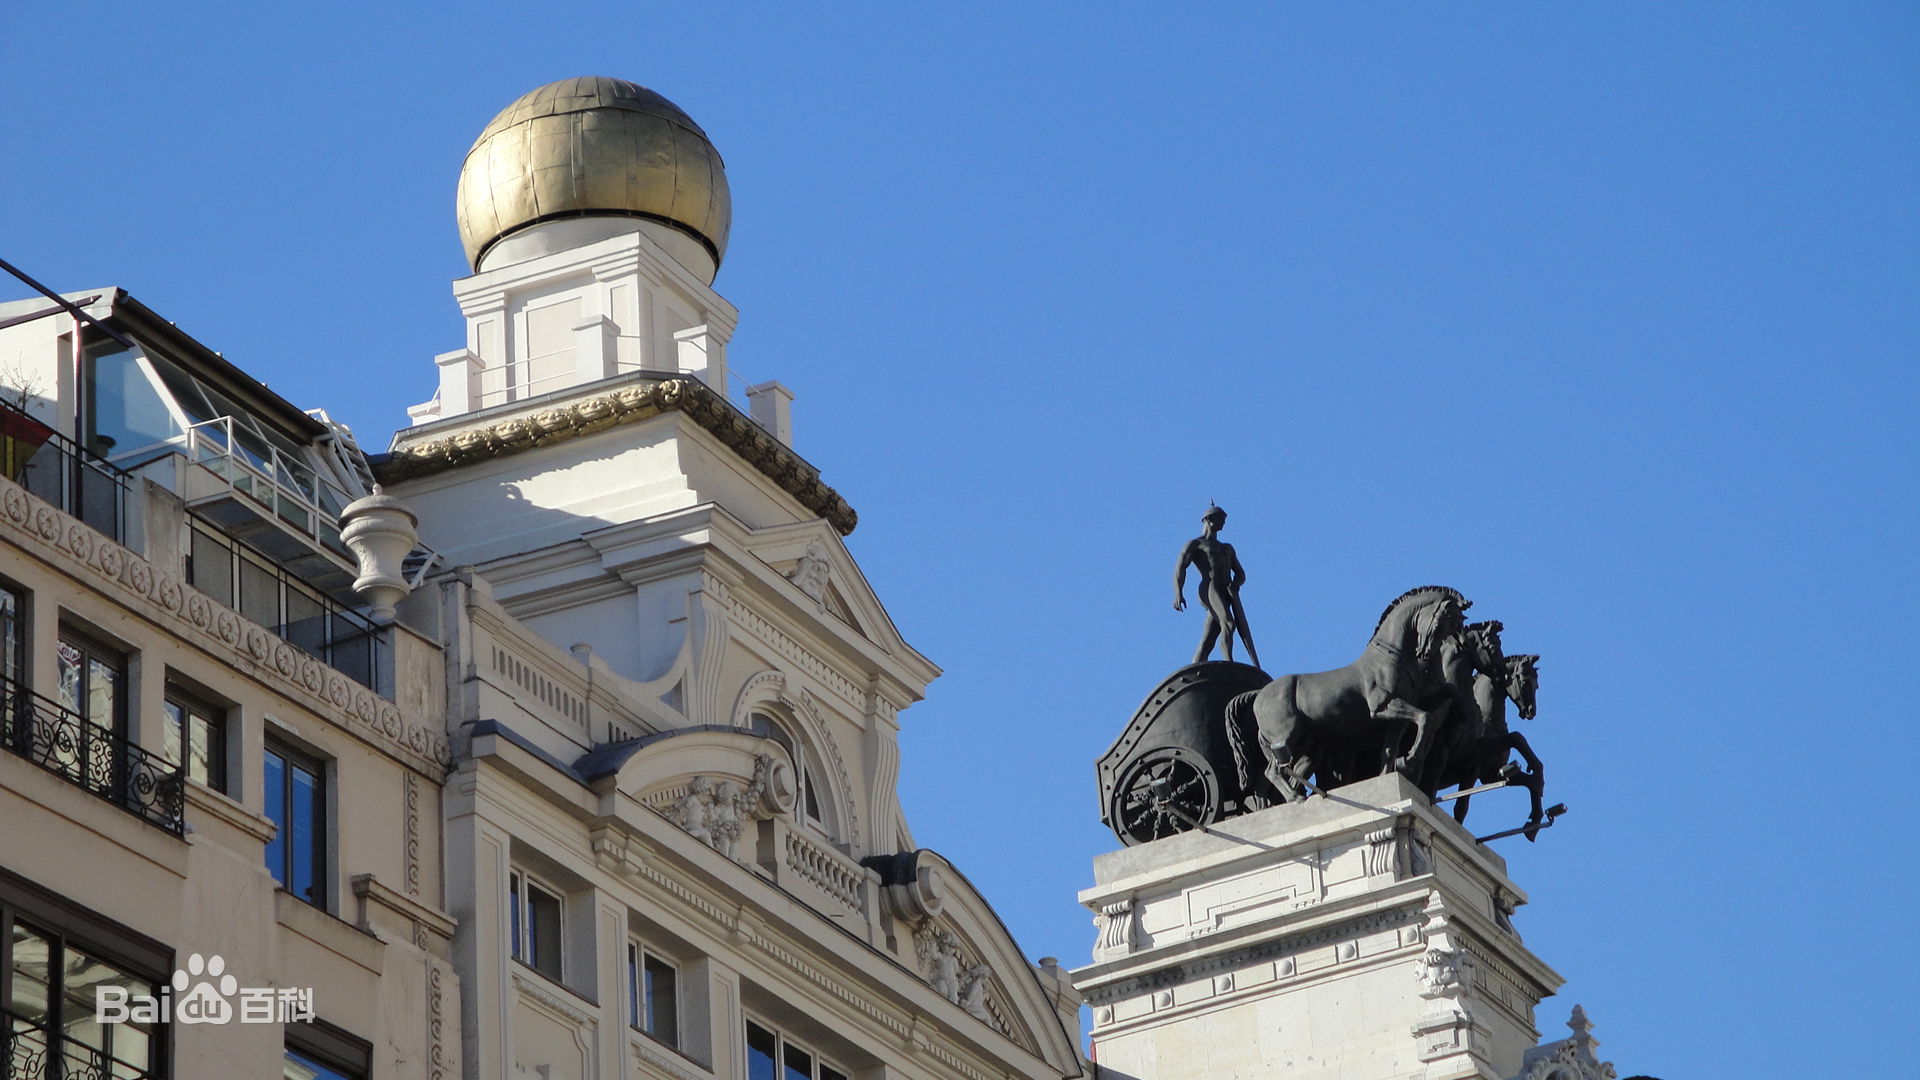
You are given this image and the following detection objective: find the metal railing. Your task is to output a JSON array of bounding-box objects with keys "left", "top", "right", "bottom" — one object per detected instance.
[
  {"left": 0, "top": 401, "right": 129, "bottom": 543},
  {"left": 0, "top": 674, "right": 185, "bottom": 837},
  {"left": 182, "top": 416, "right": 353, "bottom": 555},
  {"left": 1, "top": 1003, "right": 158, "bottom": 1080}
]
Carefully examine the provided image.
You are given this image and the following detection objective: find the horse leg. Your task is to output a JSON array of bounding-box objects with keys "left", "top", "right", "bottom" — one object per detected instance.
[
  {"left": 1508, "top": 733, "right": 1547, "bottom": 840},
  {"left": 1452, "top": 791, "right": 1471, "bottom": 824}
]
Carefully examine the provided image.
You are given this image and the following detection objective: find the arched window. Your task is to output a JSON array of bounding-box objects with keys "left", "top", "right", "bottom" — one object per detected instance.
[{"left": 747, "top": 711, "right": 832, "bottom": 836}]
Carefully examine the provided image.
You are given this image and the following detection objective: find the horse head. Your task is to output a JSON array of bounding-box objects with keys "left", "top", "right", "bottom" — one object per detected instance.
[
  {"left": 1505, "top": 654, "right": 1540, "bottom": 720},
  {"left": 1463, "top": 620, "right": 1506, "bottom": 683}
]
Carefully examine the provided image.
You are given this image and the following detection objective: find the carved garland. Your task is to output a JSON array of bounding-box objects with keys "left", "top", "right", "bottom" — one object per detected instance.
[
  {"left": 0, "top": 476, "right": 449, "bottom": 772},
  {"left": 378, "top": 377, "right": 858, "bottom": 535}
]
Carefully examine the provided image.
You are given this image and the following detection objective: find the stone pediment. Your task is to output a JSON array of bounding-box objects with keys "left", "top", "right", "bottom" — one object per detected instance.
[{"left": 746, "top": 519, "right": 916, "bottom": 659}]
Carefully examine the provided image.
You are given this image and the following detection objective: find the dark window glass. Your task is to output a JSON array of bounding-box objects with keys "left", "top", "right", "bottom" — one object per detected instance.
[
  {"left": 163, "top": 691, "right": 227, "bottom": 792},
  {"left": 644, "top": 954, "right": 677, "bottom": 1045},
  {"left": 746, "top": 1022, "right": 779, "bottom": 1080},
  {"left": 187, "top": 526, "right": 233, "bottom": 607},
  {"left": 526, "top": 883, "right": 562, "bottom": 980},
  {"left": 628, "top": 944, "right": 677, "bottom": 1045},
  {"left": 265, "top": 740, "right": 326, "bottom": 907},
  {"left": 784, "top": 1040, "right": 813, "bottom": 1080},
  {"left": 238, "top": 553, "right": 279, "bottom": 630},
  {"left": 820, "top": 1066, "right": 848, "bottom": 1080},
  {"left": 509, "top": 870, "right": 563, "bottom": 981},
  {"left": 284, "top": 586, "right": 327, "bottom": 658}
]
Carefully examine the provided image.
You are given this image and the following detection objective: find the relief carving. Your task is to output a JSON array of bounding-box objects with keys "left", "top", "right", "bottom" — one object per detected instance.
[{"left": 665, "top": 754, "right": 778, "bottom": 862}]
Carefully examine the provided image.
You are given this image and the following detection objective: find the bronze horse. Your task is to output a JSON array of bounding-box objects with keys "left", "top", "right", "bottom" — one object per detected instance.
[
  {"left": 1444, "top": 653, "right": 1545, "bottom": 837},
  {"left": 1225, "top": 587, "right": 1469, "bottom": 803}
]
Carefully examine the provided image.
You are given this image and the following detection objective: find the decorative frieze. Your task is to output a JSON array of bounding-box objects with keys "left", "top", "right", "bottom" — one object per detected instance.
[{"left": 0, "top": 475, "right": 449, "bottom": 773}]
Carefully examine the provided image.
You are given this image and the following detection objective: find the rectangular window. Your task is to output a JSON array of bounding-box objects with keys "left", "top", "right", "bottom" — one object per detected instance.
[
  {"left": 0, "top": 880, "right": 165, "bottom": 1080},
  {"left": 745, "top": 1019, "right": 847, "bottom": 1080},
  {"left": 56, "top": 629, "right": 125, "bottom": 738},
  {"left": 507, "top": 870, "right": 563, "bottom": 981},
  {"left": 0, "top": 584, "right": 24, "bottom": 686},
  {"left": 265, "top": 739, "right": 327, "bottom": 908},
  {"left": 625, "top": 941, "right": 678, "bottom": 1046},
  {"left": 162, "top": 688, "right": 227, "bottom": 793}
]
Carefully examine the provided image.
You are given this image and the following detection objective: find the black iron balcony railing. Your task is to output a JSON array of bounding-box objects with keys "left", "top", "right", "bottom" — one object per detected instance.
[
  {"left": 0, "top": 675, "right": 184, "bottom": 836},
  {"left": 0, "top": 400, "right": 130, "bottom": 544},
  {"left": 1, "top": 1004, "right": 159, "bottom": 1080}
]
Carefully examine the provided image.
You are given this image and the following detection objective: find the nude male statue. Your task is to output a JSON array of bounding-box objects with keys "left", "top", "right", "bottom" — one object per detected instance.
[{"left": 1174, "top": 504, "right": 1261, "bottom": 669}]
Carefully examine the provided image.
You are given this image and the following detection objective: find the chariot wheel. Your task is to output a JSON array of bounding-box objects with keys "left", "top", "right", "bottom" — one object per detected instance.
[{"left": 1110, "top": 748, "right": 1219, "bottom": 846}]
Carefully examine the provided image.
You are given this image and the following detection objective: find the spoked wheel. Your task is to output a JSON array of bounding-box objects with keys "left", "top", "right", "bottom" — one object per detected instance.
[{"left": 1111, "top": 748, "right": 1219, "bottom": 846}]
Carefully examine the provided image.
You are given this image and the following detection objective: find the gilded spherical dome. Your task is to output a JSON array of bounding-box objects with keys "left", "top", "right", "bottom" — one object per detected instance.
[{"left": 456, "top": 77, "right": 731, "bottom": 274}]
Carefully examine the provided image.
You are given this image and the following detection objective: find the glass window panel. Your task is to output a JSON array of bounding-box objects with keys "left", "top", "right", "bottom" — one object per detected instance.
[
  {"left": 746, "top": 1022, "right": 779, "bottom": 1080},
  {"left": 625, "top": 943, "right": 640, "bottom": 1028},
  {"left": 56, "top": 640, "right": 82, "bottom": 714},
  {"left": 192, "top": 711, "right": 225, "bottom": 790},
  {"left": 82, "top": 344, "right": 180, "bottom": 459},
  {"left": 7, "top": 921, "right": 52, "bottom": 1026},
  {"left": 291, "top": 759, "right": 322, "bottom": 903},
  {"left": 820, "top": 1066, "right": 848, "bottom": 1080},
  {"left": 188, "top": 527, "right": 234, "bottom": 607},
  {"left": 803, "top": 769, "right": 822, "bottom": 823},
  {"left": 783, "top": 1040, "right": 813, "bottom": 1080},
  {"left": 527, "top": 883, "right": 562, "bottom": 980},
  {"left": 86, "top": 655, "right": 119, "bottom": 733},
  {"left": 163, "top": 700, "right": 185, "bottom": 771},
  {"left": 0, "top": 586, "right": 21, "bottom": 684},
  {"left": 644, "top": 954, "right": 677, "bottom": 1045},
  {"left": 285, "top": 586, "right": 327, "bottom": 658},
  {"left": 264, "top": 748, "right": 287, "bottom": 887},
  {"left": 239, "top": 554, "right": 280, "bottom": 630}
]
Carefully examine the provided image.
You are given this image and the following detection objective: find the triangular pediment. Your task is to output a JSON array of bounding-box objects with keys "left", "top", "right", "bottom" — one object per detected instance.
[{"left": 744, "top": 518, "right": 920, "bottom": 664}]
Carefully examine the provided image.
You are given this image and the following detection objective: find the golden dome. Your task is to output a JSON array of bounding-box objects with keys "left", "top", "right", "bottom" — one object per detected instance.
[{"left": 455, "top": 77, "right": 731, "bottom": 273}]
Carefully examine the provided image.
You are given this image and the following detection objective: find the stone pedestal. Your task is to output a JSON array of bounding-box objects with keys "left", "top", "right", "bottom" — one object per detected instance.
[{"left": 1072, "top": 773, "right": 1562, "bottom": 1080}]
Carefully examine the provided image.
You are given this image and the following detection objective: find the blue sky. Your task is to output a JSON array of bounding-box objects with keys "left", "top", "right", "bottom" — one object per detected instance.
[{"left": 5, "top": 4, "right": 1915, "bottom": 1076}]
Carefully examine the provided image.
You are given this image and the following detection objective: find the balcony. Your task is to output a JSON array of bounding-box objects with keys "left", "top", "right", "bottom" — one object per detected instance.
[
  {"left": 0, "top": 675, "right": 185, "bottom": 837},
  {"left": 0, "top": 403, "right": 129, "bottom": 544}
]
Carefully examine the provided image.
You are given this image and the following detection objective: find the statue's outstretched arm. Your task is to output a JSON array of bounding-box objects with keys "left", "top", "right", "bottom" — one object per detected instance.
[{"left": 1173, "top": 541, "right": 1196, "bottom": 610}]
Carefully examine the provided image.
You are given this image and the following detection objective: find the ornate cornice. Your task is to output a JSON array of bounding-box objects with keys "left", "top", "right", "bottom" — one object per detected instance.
[
  {"left": 0, "top": 476, "right": 451, "bottom": 774},
  {"left": 377, "top": 377, "right": 858, "bottom": 536}
]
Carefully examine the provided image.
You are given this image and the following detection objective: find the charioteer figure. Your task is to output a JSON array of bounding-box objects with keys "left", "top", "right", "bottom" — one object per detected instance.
[{"left": 1174, "top": 504, "right": 1260, "bottom": 670}]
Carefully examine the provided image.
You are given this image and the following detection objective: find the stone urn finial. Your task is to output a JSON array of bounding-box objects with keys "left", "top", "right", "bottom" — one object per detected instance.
[{"left": 339, "top": 486, "right": 420, "bottom": 623}]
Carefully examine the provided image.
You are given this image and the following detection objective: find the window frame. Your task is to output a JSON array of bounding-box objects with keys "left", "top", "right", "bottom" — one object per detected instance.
[
  {"left": 284, "top": 1016, "right": 372, "bottom": 1080},
  {"left": 263, "top": 736, "right": 329, "bottom": 910},
  {"left": 161, "top": 684, "right": 228, "bottom": 794},
  {"left": 745, "top": 1017, "right": 849, "bottom": 1080},
  {"left": 507, "top": 868, "right": 565, "bottom": 982},
  {"left": 0, "top": 865, "right": 170, "bottom": 1080},
  {"left": 55, "top": 625, "right": 127, "bottom": 739},
  {"left": 625, "top": 939, "right": 679, "bottom": 1047}
]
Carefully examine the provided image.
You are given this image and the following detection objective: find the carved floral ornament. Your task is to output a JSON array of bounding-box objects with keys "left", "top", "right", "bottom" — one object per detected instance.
[
  {"left": 377, "top": 377, "right": 858, "bottom": 535},
  {"left": 0, "top": 475, "right": 449, "bottom": 771}
]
